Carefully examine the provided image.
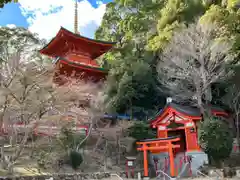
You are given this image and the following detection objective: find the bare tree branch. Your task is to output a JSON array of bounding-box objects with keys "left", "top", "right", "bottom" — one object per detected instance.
[{"left": 158, "top": 23, "right": 234, "bottom": 112}]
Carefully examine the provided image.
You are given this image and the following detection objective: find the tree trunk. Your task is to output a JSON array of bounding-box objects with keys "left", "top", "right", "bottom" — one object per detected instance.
[
  {"left": 204, "top": 85, "right": 212, "bottom": 105},
  {"left": 196, "top": 91, "right": 205, "bottom": 116},
  {"left": 7, "top": 163, "right": 14, "bottom": 175},
  {"left": 236, "top": 113, "right": 240, "bottom": 153}
]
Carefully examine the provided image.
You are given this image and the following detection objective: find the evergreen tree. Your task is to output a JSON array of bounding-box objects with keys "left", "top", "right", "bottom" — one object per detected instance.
[{"left": 198, "top": 116, "right": 234, "bottom": 166}]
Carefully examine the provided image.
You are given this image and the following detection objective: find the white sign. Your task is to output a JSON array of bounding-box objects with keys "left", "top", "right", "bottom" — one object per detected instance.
[
  {"left": 158, "top": 126, "right": 166, "bottom": 130},
  {"left": 127, "top": 161, "right": 133, "bottom": 167},
  {"left": 185, "top": 122, "right": 194, "bottom": 127}
]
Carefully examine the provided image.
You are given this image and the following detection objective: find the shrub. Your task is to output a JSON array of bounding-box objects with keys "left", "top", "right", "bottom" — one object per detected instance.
[
  {"left": 128, "top": 121, "right": 156, "bottom": 140},
  {"left": 69, "top": 150, "right": 83, "bottom": 170},
  {"left": 198, "top": 116, "right": 234, "bottom": 166},
  {"left": 55, "top": 124, "right": 86, "bottom": 169}
]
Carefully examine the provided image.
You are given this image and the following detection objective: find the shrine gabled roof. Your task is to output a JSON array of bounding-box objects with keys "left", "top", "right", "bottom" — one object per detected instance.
[
  {"left": 149, "top": 102, "right": 228, "bottom": 125},
  {"left": 39, "top": 27, "right": 116, "bottom": 59},
  {"left": 149, "top": 103, "right": 201, "bottom": 121}
]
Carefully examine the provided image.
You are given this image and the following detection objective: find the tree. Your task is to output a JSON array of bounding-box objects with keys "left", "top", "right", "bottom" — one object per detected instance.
[
  {"left": 30, "top": 75, "right": 105, "bottom": 171},
  {"left": 0, "top": 0, "right": 17, "bottom": 8},
  {"left": 96, "top": 1, "right": 166, "bottom": 117},
  {"left": 96, "top": 0, "right": 239, "bottom": 119},
  {"left": 158, "top": 23, "right": 234, "bottom": 113},
  {"left": 147, "top": 0, "right": 206, "bottom": 51},
  {"left": 222, "top": 65, "right": 240, "bottom": 153},
  {"left": 103, "top": 51, "right": 165, "bottom": 117},
  {"left": 198, "top": 116, "right": 234, "bottom": 166},
  {"left": 200, "top": 4, "right": 240, "bottom": 58},
  {"left": 0, "top": 53, "right": 55, "bottom": 173},
  {"left": 0, "top": 27, "right": 50, "bottom": 65},
  {"left": 93, "top": 120, "right": 134, "bottom": 168},
  {"left": 0, "top": 48, "right": 104, "bottom": 173},
  {"left": 128, "top": 121, "right": 156, "bottom": 141}
]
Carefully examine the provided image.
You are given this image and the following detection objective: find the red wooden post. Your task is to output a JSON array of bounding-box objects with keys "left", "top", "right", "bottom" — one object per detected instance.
[
  {"left": 131, "top": 166, "right": 134, "bottom": 178},
  {"left": 136, "top": 137, "right": 180, "bottom": 178},
  {"left": 143, "top": 144, "right": 149, "bottom": 177},
  {"left": 168, "top": 142, "right": 175, "bottom": 177},
  {"left": 125, "top": 160, "right": 128, "bottom": 178}
]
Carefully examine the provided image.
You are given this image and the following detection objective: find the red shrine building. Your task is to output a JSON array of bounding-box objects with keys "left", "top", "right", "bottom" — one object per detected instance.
[
  {"left": 149, "top": 102, "right": 229, "bottom": 155},
  {"left": 147, "top": 101, "right": 231, "bottom": 177}
]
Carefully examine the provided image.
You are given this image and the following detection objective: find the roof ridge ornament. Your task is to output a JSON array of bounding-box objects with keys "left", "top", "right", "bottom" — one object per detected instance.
[
  {"left": 166, "top": 97, "right": 172, "bottom": 104},
  {"left": 74, "top": 0, "right": 79, "bottom": 34}
]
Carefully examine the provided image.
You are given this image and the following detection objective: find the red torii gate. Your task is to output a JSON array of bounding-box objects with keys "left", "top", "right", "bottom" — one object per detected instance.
[{"left": 136, "top": 136, "right": 180, "bottom": 178}]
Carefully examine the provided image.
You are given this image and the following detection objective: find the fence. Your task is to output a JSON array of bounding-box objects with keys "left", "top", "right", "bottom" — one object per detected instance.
[{"left": 1, "top": 122, "right": 89, "bottom": 137}]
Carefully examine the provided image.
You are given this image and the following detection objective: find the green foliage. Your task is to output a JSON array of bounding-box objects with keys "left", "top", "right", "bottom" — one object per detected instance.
[
  {"left": 103, "top": 50, "right": 165, "bottom": 117},
  {"left": 0, "top": 0, "right": 17, "bottom": 8},
  {"left": 0, "top": 27, "right": 50, "bottom": 65},
  {"left": 227, "top": 0, "right": 240, "bottom": 9},
  {"left": 96, "top": 0, "right": 240, "bottom": 118},
  {"left": 198, "top": 116, "right": 234, "bottom": 163},
  {"left": 96, "top": 0, "right": 166, "bottom": 117},
  {"left": 128, "top": 121, "right": 156, "bottom": 140},
  {"left": 200, "top": 5, "right": 240, "bottom": 57},
  {"left": 36, "top": 151, "right": 48, "bottom": 169},
  {"left": 69, "top": 150, "right": 83, "bottom": 170},
  {"left": 57, "top": 124, "right": 86, "bottom": 152},
  {"left": 55, "top": 123, "right": 85, "bottom": 169},
  {"left": 148, "top": 0, "right": 205, "bottom": 51}
]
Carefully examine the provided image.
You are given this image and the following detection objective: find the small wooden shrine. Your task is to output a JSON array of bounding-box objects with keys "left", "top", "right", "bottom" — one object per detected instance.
[{"left": 149, "top": 102, "right": 229, "bottom": 155}]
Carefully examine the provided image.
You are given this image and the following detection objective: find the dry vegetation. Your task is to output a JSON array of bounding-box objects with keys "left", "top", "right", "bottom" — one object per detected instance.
[{"left": 0, "top": 52, "right": 141, "bottom": 176}]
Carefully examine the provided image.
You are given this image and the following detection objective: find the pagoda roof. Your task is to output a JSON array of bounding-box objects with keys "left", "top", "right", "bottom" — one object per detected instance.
[
  {"left": 39, "top": 27, "right": 116, "bottom": 59},
  {"left": 57, "top": 57, "right": 107, "bottom": 73}
]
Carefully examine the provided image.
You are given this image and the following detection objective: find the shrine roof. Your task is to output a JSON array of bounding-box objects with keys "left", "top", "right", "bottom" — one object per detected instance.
[
  {"left": 149, "top": 102, "right": 228, "bottom": 124},
  {"left": 39, "top": 27, "right": 116, "bottom": 59},
  {"left": 138, "top": 136, "right": 180, "bottom": 142}
]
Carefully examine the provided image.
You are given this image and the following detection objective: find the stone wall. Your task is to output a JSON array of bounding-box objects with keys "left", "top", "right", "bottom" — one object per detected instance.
[
  {"left": 0, "top": 172, "right": 112, "bottom": 180},
  {"left": 0, "top": 171, "right": 139, "bottom": 180}
]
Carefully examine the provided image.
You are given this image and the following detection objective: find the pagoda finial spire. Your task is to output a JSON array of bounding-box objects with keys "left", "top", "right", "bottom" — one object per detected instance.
[{"left": 74, "top": 0, "right": 79, "bottom": 34}]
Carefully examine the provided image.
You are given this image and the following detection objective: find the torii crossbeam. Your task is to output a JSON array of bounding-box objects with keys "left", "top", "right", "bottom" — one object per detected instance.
[{"left": 136, "top": 136, "right": 180, "bottom": 178}]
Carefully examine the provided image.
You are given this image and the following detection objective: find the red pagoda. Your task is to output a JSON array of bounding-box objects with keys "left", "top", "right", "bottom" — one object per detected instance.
[
  {"left": 39, "top": 1, "right": 115, "bottom": 83},
  {"left": 36, "top": 0, "right": 116, "bottom": 136},
  {"left": 40, "top": 27, "right": 115, "bottom": 83}
]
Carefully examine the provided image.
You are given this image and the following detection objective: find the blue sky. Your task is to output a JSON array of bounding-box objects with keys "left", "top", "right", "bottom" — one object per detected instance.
[{"left": 0, "top": 0, "right": 112, "bottom": 40}]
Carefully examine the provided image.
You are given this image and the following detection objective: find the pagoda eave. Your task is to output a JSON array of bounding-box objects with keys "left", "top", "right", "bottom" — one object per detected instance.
[
  {"left": 39, "top": 27, "right": 116, "bottom": 60},
  {"left": 58, "top": 59, "right": 107, "bottom": 74},
  {"left": 53, "top": 58, "right": 107, "bottom": 84}
]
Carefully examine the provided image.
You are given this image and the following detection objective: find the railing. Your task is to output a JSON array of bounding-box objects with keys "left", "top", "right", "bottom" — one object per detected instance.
[
  {"left": 177, "top": 162, "right": 189, "bottom": 178},
  {"left": 196, "top": 169, "right": 210, "bottom": 178},
  {"left": 156, "top": 169, "right": 175, "bottom": 180},
  {"left": 110, "top": 173, "right": 123, "bottom": 180}
]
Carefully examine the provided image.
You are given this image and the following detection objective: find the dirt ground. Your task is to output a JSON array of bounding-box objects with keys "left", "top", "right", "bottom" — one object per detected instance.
[
  {"left": 103, "top": 177, "right": 239, "bottom": 180},
  {"left": 102, "top": 178, "right": 239, "bottom": 180}
]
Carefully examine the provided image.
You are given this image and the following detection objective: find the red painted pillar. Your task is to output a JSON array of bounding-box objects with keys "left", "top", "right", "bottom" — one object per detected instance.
[
  {"left": 168, "top": 142, "right": 175, "bottom": 177},
  {"left": 143, "top": 144, "right": 149, "bottom": 177}
]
